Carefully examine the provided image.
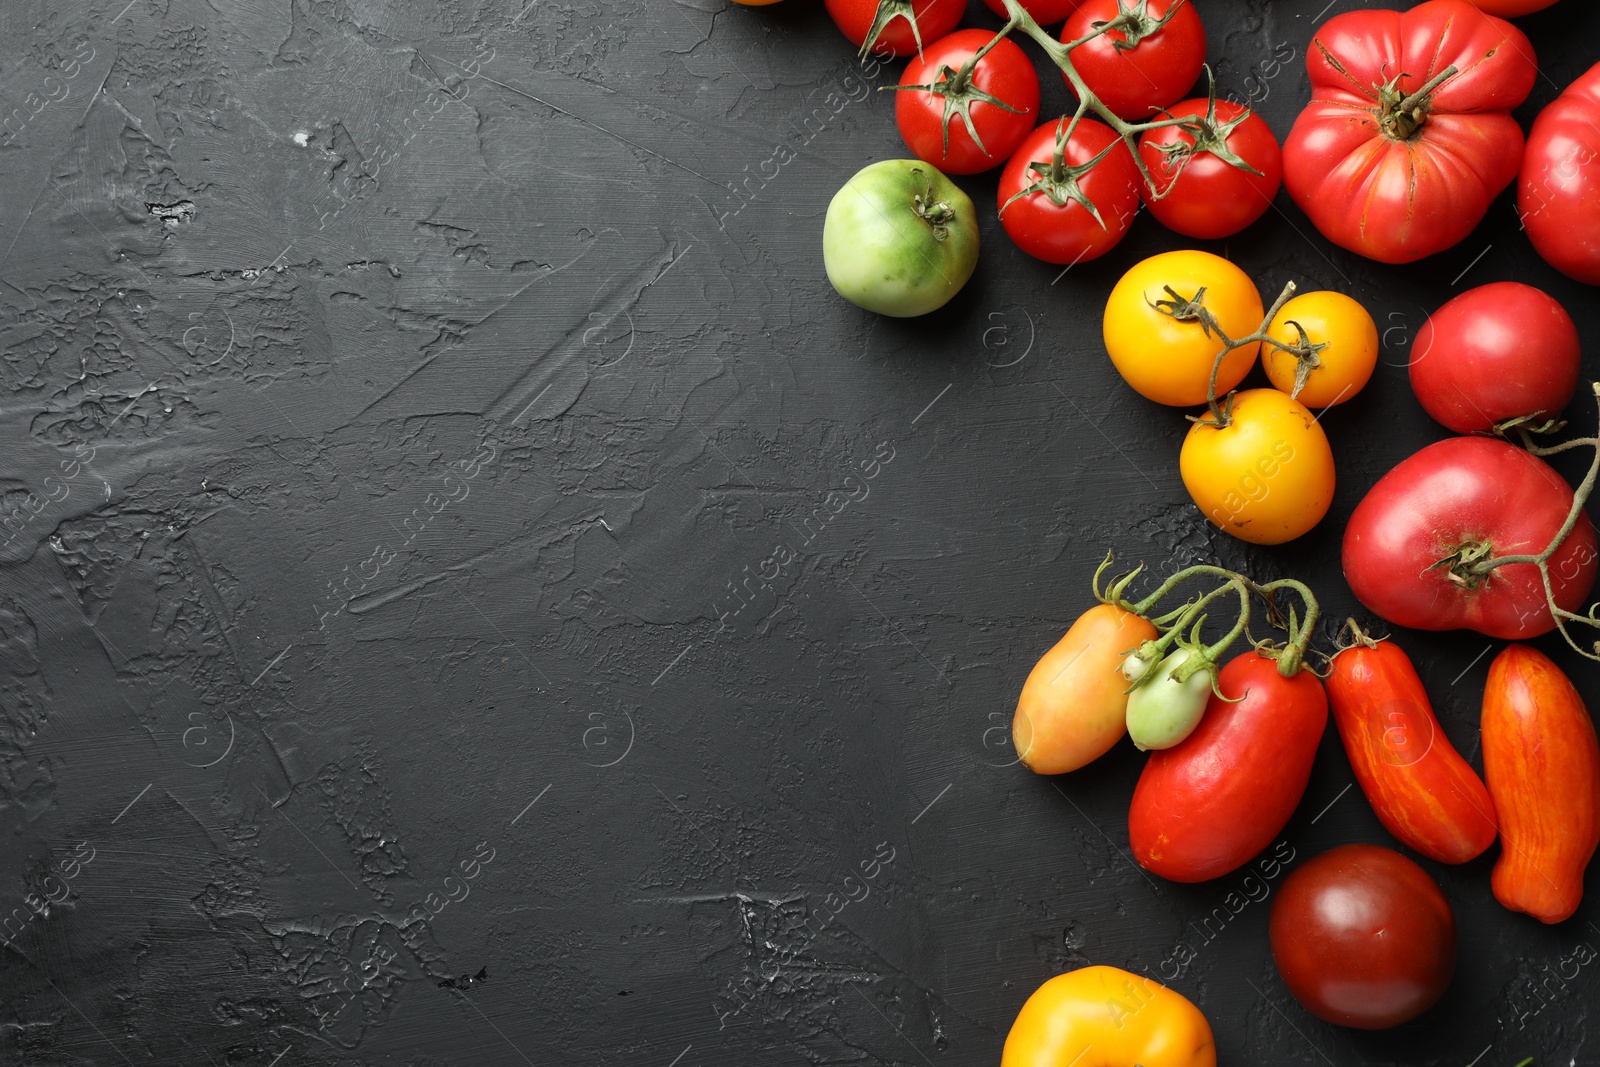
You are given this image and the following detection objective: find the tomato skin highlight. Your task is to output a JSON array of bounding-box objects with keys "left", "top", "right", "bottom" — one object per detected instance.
[
  {"left": 1519, "top": 60, "right": 1600, "bottom": 285},
  {"left": 1059, "top": 0, "right": 1205, "bottom": 122},
  {"left": 1269, "top": 844, "right": 1456, "bottom": 1030},
  {"left": 1326, "top": 639, "right": 1497, "bottom": 864},
  {"left": 1409, "top": 282, "right": 1581, "bottom": 433},
  {"left": 1341, "top": 436, "right": 1599, "bottom": 639},
  {"left": 1130, "top": 653, "right": 1327, "bottom": 883},
  {"left": 1179, "top": 389, "right": 1336, "bottom": 546},
  {"left": 1282, "top": 0, "right": 1538, "bottom": 263},
  {"left": 1481, "top": 644, "right": 1600, "bottom": 924},
  {"left": 896, "top": 31, "right": 1041, "bottom": 176},
  {"left": 1013, "top": 603, "right": 1158, "bottom": 774},
  {"left": 997, "top": 119, "right": 1140, "bottom": 265},
  {"left": 824, "top": 0, "right": 965, "bottom": 58},
  {"left": 1137, "top": 99, "right": 1282, "bottom": 240}
]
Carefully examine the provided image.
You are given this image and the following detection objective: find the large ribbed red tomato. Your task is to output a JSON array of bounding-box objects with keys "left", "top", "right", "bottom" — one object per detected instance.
[
  {"left": 1519, "top": 60, "right": 1600, "bottom": 285},
  {"left": 1282, "top": 0, "right": 1537, "bottom": 264},
  {"left": 1342, "top": 437, "right": 1598, "bottom": 639},
  {"left": 1130, "top": 652, "right": 1327, "bottom": 883}
]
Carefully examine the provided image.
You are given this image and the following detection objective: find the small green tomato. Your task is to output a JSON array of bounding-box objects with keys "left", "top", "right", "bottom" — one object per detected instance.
[
  {"left": 1125, "top": 648, "right": 1215, "bottom": 751},
  {"left": 823, "top": 159, "right": 979, "bottom": 318}
]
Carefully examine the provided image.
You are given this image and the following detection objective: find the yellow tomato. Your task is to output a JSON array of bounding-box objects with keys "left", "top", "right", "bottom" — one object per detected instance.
[
  {"left": 1263, "top": 290, "right": 1378, "bottom": 408},
  {"left": 1003, "top": 966, "right": 1216, "bottom": 1067},
  {"left": 1013, "top": 603, "right": 1158, "bottom": 774},
  {"left": 1103, "top": 251, "right": 1263, "bottom": 408},
  {"left": 1180, "top": 388, "right": 1335, "bottom": 545}
]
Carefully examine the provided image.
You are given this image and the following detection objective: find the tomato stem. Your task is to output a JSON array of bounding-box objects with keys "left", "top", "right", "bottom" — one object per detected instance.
[
  {"left": 1158, "top": 279, "right": 1310, "bottom": 428},
  {"left": 1377, "top": 65, "right": 1458, "bottom": 141},
  {"left": 1466, "top": 383, "right": 1600, "bottom": 661},
  {"left": 990, "top": 0, "right": 1259, "bottom": 203}
]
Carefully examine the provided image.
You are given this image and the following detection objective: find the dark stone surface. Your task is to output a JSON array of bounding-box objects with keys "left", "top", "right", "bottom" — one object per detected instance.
[{"left": 0, "top": 0, "right": 1597, "bottom": 1064}]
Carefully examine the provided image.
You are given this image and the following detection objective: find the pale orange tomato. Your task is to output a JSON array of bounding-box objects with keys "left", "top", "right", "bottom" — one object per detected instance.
[{"left": 1013, "top": 603, "right": 1157, "bottom": 774}]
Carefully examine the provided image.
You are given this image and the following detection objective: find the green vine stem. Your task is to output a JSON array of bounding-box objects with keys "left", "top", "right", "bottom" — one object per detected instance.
[
  {"left": 1149, "top": 278, "right": 1325, "bottom": 427},
  {"left": 1445, "top": 383, "right": 1600, "bottom": 662},
  {"left": 1094, "top": 553, "right": 1323, "bottom": 679},
  {"left": 878, "top": 0, "right": 1262, "bottom": 214}
]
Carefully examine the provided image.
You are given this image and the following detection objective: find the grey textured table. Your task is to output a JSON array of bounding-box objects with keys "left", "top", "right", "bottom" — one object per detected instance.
[{"left": 1, "top": 0, "right": 1598, "bottom": 1064}]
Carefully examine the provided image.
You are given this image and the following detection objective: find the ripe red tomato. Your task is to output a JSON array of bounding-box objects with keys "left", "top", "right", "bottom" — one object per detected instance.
[
  {"left": 1058, "top": 0, "right": 1205, "bottom": 122},
  {"left": 1270, "top": 844, "right": 1456, "bottom": 1030},
  {"left": 1137, "top": 98, "right": 1282, "bottom": 239},
  {"left": 1282, "top": 0, "right": 1538, "bottom": 263},
  {"left": 997, "top": 118, "right": 1140, "bottom": 265},
  {"left": 824, "top": 0, "right": 965, "bottom": 58},
  {"left": 1326, "top": 635, "right": 1497, "bottom": 864},
  {"left": 1519, "top": 60, "right": 1600, "bottom": 285},
  {"left": 1129, "top": 653, "right": 1327, "bottom": 883},
  {"left": 983, "top": 0, "right": 1081, "bottom": 25},
  {"left": 1467, "top": 0, "right": 1558, "bottom": 13},
  {"left": 1342, "top": 437, "right": 1599, "bottom": 639},
  {"left": 1409, "top": 282, "right": 1581, "bottom": 433},
  {"left": 896, "top": 31, "right": 1041, "bottom": 176}
]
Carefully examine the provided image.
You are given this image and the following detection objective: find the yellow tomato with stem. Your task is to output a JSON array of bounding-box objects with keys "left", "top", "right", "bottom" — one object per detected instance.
[
  {"left": 1013, "top": 603, "right": 1158, "bottom": 774},
  {"left": 1263, "top": 290, "right": 1378, "bottom": 408},
  {"left": 1002, "top": 965, "right": 1216, "bottom": 1067},
  {"left": 1103, "top": 250, "right": 1263, "bottom": 408},
  {"left": 1180, "top": 388, "right": 1335, "bottom": 545}
]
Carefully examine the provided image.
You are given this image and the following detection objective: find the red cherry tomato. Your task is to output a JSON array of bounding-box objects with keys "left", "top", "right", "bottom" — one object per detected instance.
[
  {"left": 896, "top": 30, "right": 1041, "bottom": 175},
  {"left": 1282, "top": 0, "right": 1537, "bottom": 263},
  {"left": 983, "top": 0, "right": 1081, "bottom": 25},
  {"left": 824, "top": 0, "right": 965, "bottom": 58},
  {"left": 1129, "top": 652, "right": 1327, "bottom": 883},
  {"left": 1326, "top": 633, "right": 1497, "bottom": 864},
  {"left": 1059, "top": 0, "right": 1206, "bottom": 122},
  {"left": 1409, "top": 282, "right": 1581, "bottom": 433},
  {"left": 997, "top": 118, "right": 1141, "bottom": 265},
  {"left": 1270, "top": 844, "right": 1456, "bottom": 1030},
  {"left": 1342, "top": 437, "right": 1599, "bottom": 639},
  {"left": 1519, "top": 60, "right": 1600, "bottom": 285},
  {"left": 1137, "top": 98, "right": 1282, "bottom": 239}
]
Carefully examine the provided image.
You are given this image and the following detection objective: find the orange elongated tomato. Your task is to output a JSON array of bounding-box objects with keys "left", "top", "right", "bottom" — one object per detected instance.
[
  {"left": 1326, "top": 635, "right": 1497, "bottom": 864},
  {"left": 1013, "top": 604, "right": 1157, "bottom": 774},
  {"left": 1482, "top": 644, "right": 1600, "bottom": 923},
  {"left": 1002, "top": 965, "right": 1215, "bottom": 1067}
]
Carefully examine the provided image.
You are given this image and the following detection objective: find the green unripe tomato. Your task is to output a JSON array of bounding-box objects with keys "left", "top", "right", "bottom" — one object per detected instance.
[
  {"left": 1125, "top": 648, "right": 1215, "bottom": 751},
  {"left": 823, "top": 159, "right": 979, "bottom": 318}
]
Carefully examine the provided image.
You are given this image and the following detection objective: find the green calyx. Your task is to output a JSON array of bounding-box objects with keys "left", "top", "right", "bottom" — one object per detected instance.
[
  {"left": 999, "top": 116, "right": 1121, "bottom": 226},
  {"left": 892, "top": 59, "right": 1027, "bottom": 162}
]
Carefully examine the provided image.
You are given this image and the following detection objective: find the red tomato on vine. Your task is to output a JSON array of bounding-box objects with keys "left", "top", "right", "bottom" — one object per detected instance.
[
  {"left": 997, "top": 117, "right": 1141, "bottom": 264},
  {"left": 824, "top": 0, "right": 965, "bottom": 59},
  {"left": 1138, "top": 97, "right": 1281, "bottom": 239},
  {"left": 895, "top": 31, "right": 1041, "bottom": 175},
  {"left": 1059, "top": 0, "right": 1206, "bottom": 121}
]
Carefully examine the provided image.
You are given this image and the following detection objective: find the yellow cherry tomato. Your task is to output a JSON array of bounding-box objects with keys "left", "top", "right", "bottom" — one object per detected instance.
[
  {"left": 1002, "top": 966, "right": 1216, "bottom": 1067},
  {"left": 1103, "top": 250, "right": 1263, "bottom": 408},
  {"left": 1263, "top": 290, "right": 1378, "bottom": 408},
  {"left": 1014, "top": 603, "right": 1158, "bottom": 774},
  {"left": 1180, "top": 388, "right": 1335, "bottom": 545}
]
